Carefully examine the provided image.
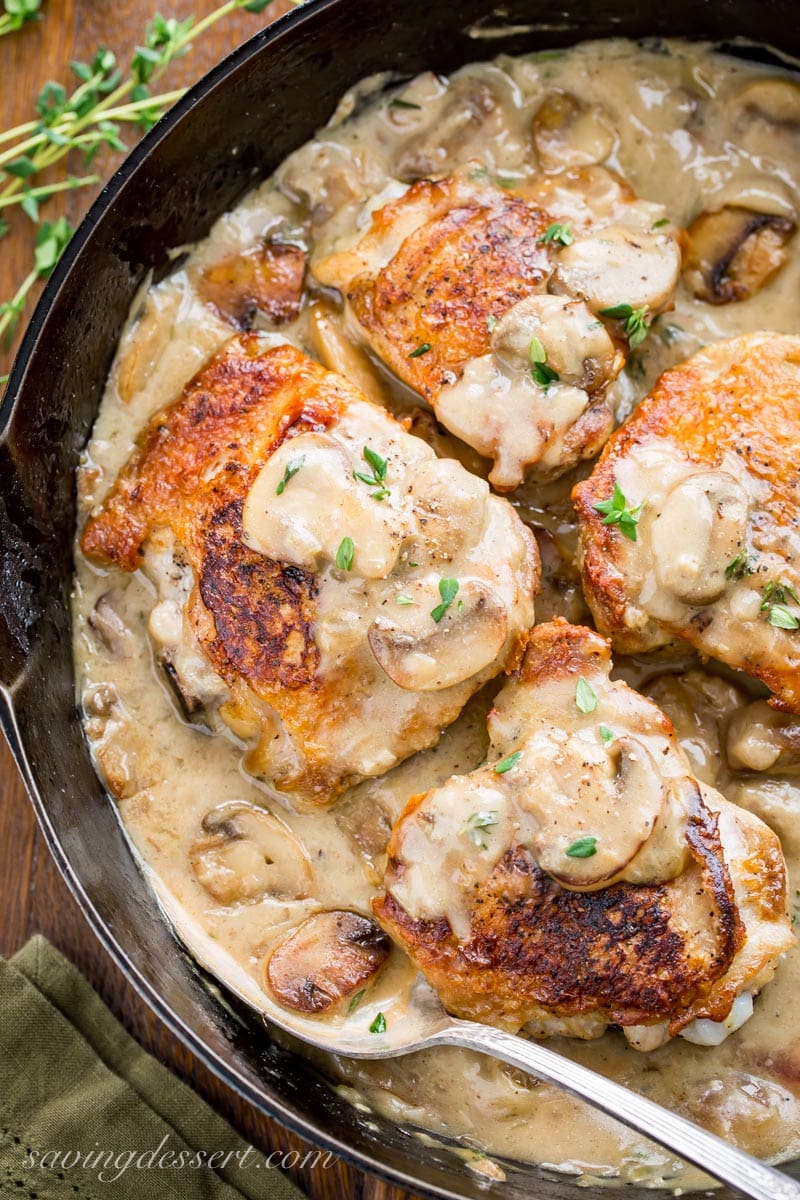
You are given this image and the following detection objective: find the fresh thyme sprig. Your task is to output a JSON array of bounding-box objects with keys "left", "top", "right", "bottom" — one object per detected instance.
[
  {"left": 0, "top": 0, "right": 282, "bottom": 351},
  {"left": 0, "top": 0, "right": 41, "bottom": 39}
]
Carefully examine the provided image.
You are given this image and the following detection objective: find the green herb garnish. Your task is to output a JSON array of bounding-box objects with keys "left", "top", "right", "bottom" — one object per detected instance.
[
  {"left": 538, "top": 222, "right": 574, "bottom": 247},
  {"left": 593, "top": 482, "right": 642, "bottom": 542},
  {"left": 409, "top": 342, "right": 432, "bottom": 358},
  {"left": 575, "top": 677, "right": 598, "bottom": 714},
  {"left": 599, "top": 303, "right": 650, "bottom": 351},
  {"left": 0, "top": 0, "right": 41, "bottom": 38},
  {"left": 347, "top": 988, "right": 366, "bottom": 1013},
  {"left": 761, "top": 580, "right": 800, "bottom": 610},
  {"left": 599, "top": 724, "right": 615, "bottom": 745},
  {"left": 431, "top": 577, "right": 459, "bottom": 623},
  {"left": 565, "top": 836, "right": 598, "bottom": 858},
  {"left": 388, "top": 97, "right": 421, "bottom": 110},
  {"left": 395, "top": 593, "right": 415, "bottom": 605},
  {"left": 353, "top": 445, "right": 390, "bottom": 500},
  {"left": 275, "top": 455, "right": 305, "bottom": 495},
  {"left": 529, "top": 336, "right": 559, "bottom": 388},
  {"left": 494, "top": 750, "right": 522, "bottom": 774},
  {"left": 369, "top": 1012, "right": 387, "bottom": 1034},
  {"left": 486, "top": 314, "right": 498, "bottom": 333},
  {"left": 651, "top": 217, "right": 670, "bottom": 229},
  {"left": 769, "top": 605, "right": 800, "bottom": 630},
  {"left": 0, "top": 2, "right": 283, "bottom": 352},
  {"left": 466, "top": 810, "right": 499, "bottom": 849},
  {"left": 335, "top": 536, "right": 355, "bottom": 572},
  {"left": 725, "top": 552, "right": 754, "bottom": 581}
]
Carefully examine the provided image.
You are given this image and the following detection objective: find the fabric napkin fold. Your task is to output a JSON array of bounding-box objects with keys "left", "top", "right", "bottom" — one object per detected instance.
[{"left": 0, "top": 936, "right": 310, "bottom": 1200}]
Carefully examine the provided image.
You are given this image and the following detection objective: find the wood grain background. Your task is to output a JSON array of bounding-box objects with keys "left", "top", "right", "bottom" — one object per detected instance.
[{"left": 0, "top": 4, "right": 415, "bottom": 1198}]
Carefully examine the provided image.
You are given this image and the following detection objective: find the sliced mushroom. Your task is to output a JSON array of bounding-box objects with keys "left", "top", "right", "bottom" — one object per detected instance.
[
  {"left": 527, "top": 736, "right": 691, "bottom": 890},
  {"left": 491, "top": 294, "right": 620, "bottom": 394},
  {"left": 116, "top": 285, "right": 181, "bottom": 404},
  {"left": 550, "top": 225, "right": 682, "bottom": 317},
  {"left": 685, "top": 206, "right": 795, "bottom": 304},
  {"left": 727, "top": 700, "right": 800, "bottom": 773},
  {"left": 265, "top": 910, "right": 391, "bottom": 1013},
  {"left": 651, "top": 469, "right": 751, "bottom": 606},
  {"left": 732, "top": 77, "right": 800, "bottom": 130},
  {"left": 396, "top": 79, "right": 498, "bottom": 181},
  {"left": 198, "top": 241, "right": 307, "bottom": 329},
  {"left": 88, "top": 592, "right": 132, "bottom": 657},
  {"left": 409, "top": 456, "right": 490, "bottom": 554},
  {"left": 368, "top": 579, "right": 508, "bottom": 692},
  {"left": 242, "top": 431, "right": 406, "bottom": 578},
  {"left": 190, "top": 802, "right": 312, "bottom": 905},
  {"left": 531, "top": 91, "right": 615, "bottom": 172},
  {"left": 307, "top": 299, "right": 392, "bottom": 404}
]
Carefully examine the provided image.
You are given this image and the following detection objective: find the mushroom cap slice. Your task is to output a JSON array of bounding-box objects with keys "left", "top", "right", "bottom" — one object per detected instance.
[
  {"left": 527, "top": 737, "right": 693, "bottom": 890},
  {"left": 550, "top": 224, "right": 682, "bottom": 316},
  {"left": 685, "top": 205, "right": 796, "bottom": 304},
  {"left": 190, "top": 802, "right": 313, "bottom": 905},
  {"left": 265, "top": 910, "right": 391, "bottom": 1013},
  {"left": 368, "top": 579, "right": 509, "bottom": 692},
  {"left": 532, "top": 90, "right": 616, "bottom": 172},
  {"left": 651, "top": 469, "right": 751, "bottom": 606}
]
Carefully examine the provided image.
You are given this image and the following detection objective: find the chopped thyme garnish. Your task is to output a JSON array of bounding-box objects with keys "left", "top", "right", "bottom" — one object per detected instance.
[
  {"left": 768, "top": 605, "right": 800, "bottom": 630},
  {"left": 761, "top": 580, "right": 800, "bottom": 610},
  {"left": 466, "top": 810, "right": 499, "bottom": 849},
  {"left": 529, "top": 335, "right": 559, "bottom": 388},
  {"left": 593, "top": 482, "right": 642, "bottom": 542},
  {"left": 599, "top": 303, "right": 650, "bottom": 351},
  {"left": 599, "top": 724, "right": 615, "bottom": 745},
  {"left": 353, "top": 445, "right": 390, "bottom": 500},
  {"left": 409, "top": 342, "right": 432, "bottom": 358},
  {"left": 388, "top": 97, "right": 421, "bottom": 110},
  {"left": 725, "top": 551, "right": 754, "bottom": 581},
  {"left": 431, "top": 577, "right": 459, "bottom": 623},
  {"left": 347, "top": 988, "right": 366, "bottom": 1013},
  {"left": 275, "top": 455, "right": 305, "bottom": 495},
  {"left": 565, "top": 835, "right": 598, "bottom": 858},
  {"left": 760, "top": 582, "right": 800, "bottom": 629},
  {"left": 651, "top": 217, "right": 670, "bottom": 229},
  {"left": 575, "top": 677, "right": 598, "bottom": 714},
  {"left": 395, "top": 593, "right": 415, "bottom": 605},
  {"left": 538, "top": 221, "right": 574, "bottom": 246},
  {"left": 494, "top": 750, "right": 522, "bottom": 774},
  {"left": 335, "top": 536, "right": 355, "bottom": 572},
  {"left": 369, "top": 1012, "right": 387, "bottom": 1034}
]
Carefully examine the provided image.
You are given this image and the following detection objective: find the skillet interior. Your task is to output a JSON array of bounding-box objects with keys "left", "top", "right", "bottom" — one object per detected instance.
[{"left": 2, "top": 1, "right": 800, "bottom": 1196}]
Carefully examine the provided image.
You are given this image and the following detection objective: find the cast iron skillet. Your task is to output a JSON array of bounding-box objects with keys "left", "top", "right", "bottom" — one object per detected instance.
[{"left": 2, "top": 2, "right": 800, "bottom": 1196}]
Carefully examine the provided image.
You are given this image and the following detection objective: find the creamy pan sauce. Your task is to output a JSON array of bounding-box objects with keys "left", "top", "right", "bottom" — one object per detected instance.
[{"left": 73, "top": 39, "right": 800, "bottom": 1188}]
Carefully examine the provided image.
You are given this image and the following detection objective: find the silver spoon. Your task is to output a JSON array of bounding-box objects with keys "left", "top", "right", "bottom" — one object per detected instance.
[{"left": 157, "top": 887, "right": 800, "bottom": 1200}]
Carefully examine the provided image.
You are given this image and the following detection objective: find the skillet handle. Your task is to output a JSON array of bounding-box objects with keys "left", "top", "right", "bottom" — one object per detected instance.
[{"left": 430, "top": 1021, "right": 800, "bottom": 1200}]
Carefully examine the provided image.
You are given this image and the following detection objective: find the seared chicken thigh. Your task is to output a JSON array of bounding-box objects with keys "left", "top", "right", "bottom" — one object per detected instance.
[
  {"left": 81, "top": 336, "right": 538, "bottom": 807},
  {"left": 574, "top": 333, "right": 800, "bottom": 712},
  {"left": 375, "top": 621, "right": 793, "bottom": 1040},
  {"left": 315, "top": 166, "right": 682, "bottom": 489}
]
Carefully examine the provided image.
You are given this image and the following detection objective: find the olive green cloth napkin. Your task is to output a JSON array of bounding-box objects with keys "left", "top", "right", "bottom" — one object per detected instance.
[{"left": 0, "top": 936, "right": 310, "bottom": 1200}]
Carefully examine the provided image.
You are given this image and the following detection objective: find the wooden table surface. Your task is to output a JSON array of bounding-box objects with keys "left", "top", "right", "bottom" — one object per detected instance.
[{"left": 0, "top": 5, "right": 415, "bottom": 1199}]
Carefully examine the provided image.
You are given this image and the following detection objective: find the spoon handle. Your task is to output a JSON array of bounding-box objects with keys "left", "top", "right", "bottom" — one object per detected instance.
[{"left": 429, "top": 1021, "right": 800, "bottom": 1200}]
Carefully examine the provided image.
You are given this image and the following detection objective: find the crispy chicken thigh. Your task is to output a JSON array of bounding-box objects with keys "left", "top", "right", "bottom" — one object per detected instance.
[
  {"left": 315, "top": 166, "right": 682, "bottom": 488},
  {"left": 375, "top": 621, "right": 793, "bottom": 1041},
  {"left": 573, "top": 333, "right": 800, "bottom": 712},
  {"left": 81, "top": 336, "right": 538, "bottom": 807}
]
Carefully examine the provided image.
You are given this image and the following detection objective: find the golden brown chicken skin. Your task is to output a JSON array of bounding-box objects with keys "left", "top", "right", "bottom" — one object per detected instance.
[
  {"left": 316, "top": 167, "right": 682, "bottom": 489},
  {"left": 573, "top": 333, "right": 800, "bottom": 712},
  {"left": 375, "top": 621, "right": 793, "bottom": 1040},
  {"left": 82, "top": 336, "right": 538, "bottom": 807}
]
